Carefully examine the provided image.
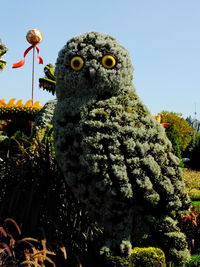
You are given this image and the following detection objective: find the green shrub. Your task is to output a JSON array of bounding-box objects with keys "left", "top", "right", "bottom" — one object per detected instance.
[
  {"left": 165, "top": 124, "right": 182, "bottom": 160},
  {"left": 130, "top": 247, "right": 166, "bottom": 267},
  {"left": 104, "top": 254, "right": 130, "bottom": 267},
  {"left": 104, "top": 247, "right": 166, "bottom": 267},
  {"left": 186, "top": 133, "right": 200, "bottom": 170},
  {"left": 187, "top": 255, "right": 200, "bottom": 266}
]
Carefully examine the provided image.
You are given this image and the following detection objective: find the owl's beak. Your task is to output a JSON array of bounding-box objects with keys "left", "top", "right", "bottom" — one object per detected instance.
[{"left": 87, "top": 67, "right": 96, "bottom": 85}]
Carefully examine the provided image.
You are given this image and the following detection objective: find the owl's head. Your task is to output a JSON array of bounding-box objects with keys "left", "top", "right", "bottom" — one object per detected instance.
[{"left": 55, "top": 32, "right": 134, "bottom": 100}]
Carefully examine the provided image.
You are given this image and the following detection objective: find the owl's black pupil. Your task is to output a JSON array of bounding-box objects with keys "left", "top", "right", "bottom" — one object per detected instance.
[
  {"left": 73, "top": 60, "right": 80, "bottom": 67},
  {"left": 105, "top": 58, "right": 113, "bottom": 66}
]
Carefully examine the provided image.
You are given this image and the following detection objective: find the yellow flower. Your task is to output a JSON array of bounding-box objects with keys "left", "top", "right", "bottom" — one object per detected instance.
[{"left": 0, "top": 98, "right": 43, "bottom": 120}]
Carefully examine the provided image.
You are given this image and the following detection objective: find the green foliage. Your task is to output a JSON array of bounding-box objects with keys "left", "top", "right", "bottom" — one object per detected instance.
[
  {"left": 192, "top": 201, "right": 200, "bottom": 211},
  {"left": 34, "top": 99, "right": 57, "bottom": 130},
  {"left": 0, "top": 127, "right": 61, "bottom": 233},
  {"left": 185, "top": 133, "right": 200, "bottom": 170},
  {"left": 130, "top": 247, "right": 166, "bottom": 267},
  {"left": 0, "top": 59, "right": 7, "bottom": 71},
  {"left": 104, "top": 253, "right": 130, "bottom": 267},
  {"left": 188, "top": 190, "right": 200, "bottom": 201},
  {"left": 39, "top": 64, "right": 56, "bottom": 95},
  {"left": 183, "top": 169, "right": 200, "bottom": 201},
  {"left": 0, "top": 119, "right": 33, "bottom": 137},
  {"left": 0, "top": 130, "right": 8, "bottom": 143},
  {"left": 154, "top": 216, "right": 190, "bottom": 265},
  {"left": 187, "top": 255, "right": 200, "bottom": 266},
  {"left": 186, "top": 116, "right": 200, "bottom": 132},
  {"left": 0, "top": 43, "right": 8, "bottom": 57},
  {"left": 166, "top": 124, "right": 182, "bottom": 159},
  {"left": 160, "top": 111, "right": 194, "bottom": 157},
  {"left": 0, "top": 126, "right": 102, "bottom": 266},
  {"left": 104, "top": 247, "right": 166, "bottom": 267},
  {"left": 0, "top": 42, "right": 8, "bottom": 71}
]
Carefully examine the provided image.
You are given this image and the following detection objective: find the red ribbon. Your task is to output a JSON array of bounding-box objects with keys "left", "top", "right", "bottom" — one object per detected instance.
[{"left": 12, "top": 45, "right": 43, "bottom": 68}]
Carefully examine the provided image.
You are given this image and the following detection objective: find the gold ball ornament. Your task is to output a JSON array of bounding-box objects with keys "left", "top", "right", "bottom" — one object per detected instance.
[{"left": 26, "top": 29, "right": 43, "bottom": 45}]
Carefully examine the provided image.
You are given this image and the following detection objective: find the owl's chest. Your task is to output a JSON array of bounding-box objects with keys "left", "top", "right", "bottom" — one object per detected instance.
[
  {"left": 57, "top": 103, "right": 121, "bottom": 157},
  {"left": 55, "top": 94, "right": 151, "bottom": 159}
]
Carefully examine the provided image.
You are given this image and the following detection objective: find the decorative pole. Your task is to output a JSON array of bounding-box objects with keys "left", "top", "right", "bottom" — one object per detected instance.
[
  {"left": 31, "top": 46, "right": 35, "bottom": 104},
  {"left": 12, "top": 29, "right": 43, "bottom": 104}
]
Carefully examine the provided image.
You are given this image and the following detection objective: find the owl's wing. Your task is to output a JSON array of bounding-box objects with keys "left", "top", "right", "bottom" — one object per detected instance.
[
  {"left": 79, "top": 101, "right": 190, "bottom": 214},
  {"left": 54, "top": 96, "right": 190, "bottom": 218}
]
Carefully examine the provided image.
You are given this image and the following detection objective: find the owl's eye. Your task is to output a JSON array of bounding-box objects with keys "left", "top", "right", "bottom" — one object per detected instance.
[
  {"left": 70, "top": 56, "right": 84, "bottom": 71},
  {"left": 101, "top": 55, "right": 117, "bottom": 69}
]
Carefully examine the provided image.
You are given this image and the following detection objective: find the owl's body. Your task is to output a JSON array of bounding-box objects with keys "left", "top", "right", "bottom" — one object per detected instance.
[{"left": 54, "top": 32, "right": 190, "bottom": 264}]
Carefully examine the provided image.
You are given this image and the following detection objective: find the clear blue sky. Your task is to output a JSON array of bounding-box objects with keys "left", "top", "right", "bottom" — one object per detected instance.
[{"left": 1, "top": 0, "right": 200, "bottom": 119}]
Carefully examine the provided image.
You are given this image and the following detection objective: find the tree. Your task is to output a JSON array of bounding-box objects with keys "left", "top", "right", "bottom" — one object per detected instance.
[
  {"left": 187, "top": 132, "right": 200, "bottom": 170},
  {"left": 160, "top": 111, "right": 194, "bottom": 158},
  {"left": 186, "top": 116, "right": 200, "bottom": 132},
  {"left": 185, "top": 117, "right": 200, "bottom": 169}
]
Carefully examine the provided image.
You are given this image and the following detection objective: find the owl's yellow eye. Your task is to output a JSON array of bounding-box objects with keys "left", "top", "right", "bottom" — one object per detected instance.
[
  {"left": 70, "top": 56, "right": 84, "bottom": 71},
  {"left": 101, "top": 55, "right": 117, "bottom": 69}
]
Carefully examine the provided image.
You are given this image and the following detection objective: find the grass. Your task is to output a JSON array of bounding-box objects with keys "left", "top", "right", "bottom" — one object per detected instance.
[
  {"left": 192, "top": 201, "right": 200, "bottom": 212},
  {"left": 183, "top": 169, "right": 200, "bottom": 201},
  {"left": 0, "top": 218, "right": 59, "bottom": 266}
]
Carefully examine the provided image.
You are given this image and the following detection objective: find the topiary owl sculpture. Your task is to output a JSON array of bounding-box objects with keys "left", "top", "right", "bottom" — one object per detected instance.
[{"left": 53, "top": 32, "right": 191, "bottom": 265}]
